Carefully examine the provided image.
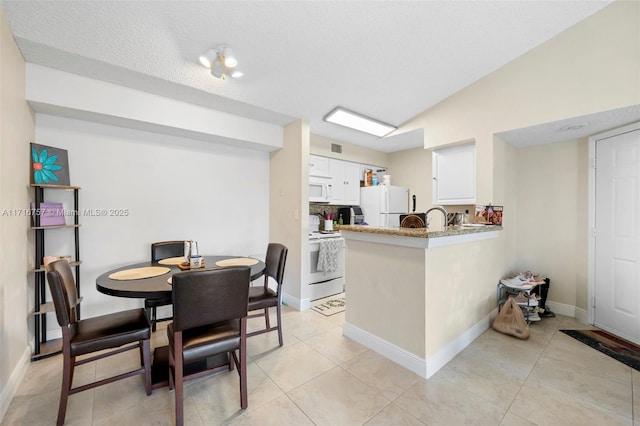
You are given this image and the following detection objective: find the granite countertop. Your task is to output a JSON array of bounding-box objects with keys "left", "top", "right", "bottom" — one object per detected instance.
[{"left": 337, "top": 224, "right": 503, "bottom": 239}]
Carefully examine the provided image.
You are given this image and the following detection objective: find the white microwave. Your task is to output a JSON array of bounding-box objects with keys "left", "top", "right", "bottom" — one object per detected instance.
[{"left": 309, "top": 176, "right": 331, "bottom": 203}]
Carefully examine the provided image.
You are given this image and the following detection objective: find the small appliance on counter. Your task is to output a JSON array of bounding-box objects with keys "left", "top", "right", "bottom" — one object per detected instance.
[{"left": 338, "top": 207, "right": 364, "bottom": 225}]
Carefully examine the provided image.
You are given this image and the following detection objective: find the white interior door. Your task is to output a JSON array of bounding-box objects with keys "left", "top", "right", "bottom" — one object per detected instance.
[{"left": 594, "top": 127, "right": 640, "bottom": 344}]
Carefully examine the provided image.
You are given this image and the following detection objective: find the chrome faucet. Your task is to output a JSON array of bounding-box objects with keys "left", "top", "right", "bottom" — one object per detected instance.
[{"left": 426, "top": 206, "right": 448, "bottom": 230}]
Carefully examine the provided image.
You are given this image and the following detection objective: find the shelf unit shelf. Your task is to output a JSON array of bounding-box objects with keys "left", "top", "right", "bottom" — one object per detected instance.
[
  {"left": 31, "top": 297, "right": 83, "bottom": 316},
  {"left": 31, "top": 184, "right": 81, "bottom": 361},
  {"left": 32, "top": 260, "right": 82, "bottom": 273},
  {"left": 31, "top": 224, "right": 81, "bottom": 230}
]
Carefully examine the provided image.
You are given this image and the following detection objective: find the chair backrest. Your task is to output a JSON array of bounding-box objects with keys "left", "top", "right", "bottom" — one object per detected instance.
[
  {"left": 151, "top": 241, "right": 185, "bottom": 261},
  {"left": 172, "top": 267, "right": 251, "bottom": 332},
  {"left": 264, "top": 243, "right": 288, "bottom": 291},
  {"left": 46, "top": 260, "right": 79, "bottom": 327}
]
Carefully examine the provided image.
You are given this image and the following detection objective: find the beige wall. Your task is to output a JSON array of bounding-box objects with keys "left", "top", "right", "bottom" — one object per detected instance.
[
  {"left": 271, "top": 119, "right": 309, "bottom": 303},
  {"left": 425, "top": 235, "right": 505, "bottom": 357},
  {"left": 393, "top": 0, "right": 638, "bottom": 315},
  {"left": 0, "top": 6, "right": 35, "bottom": 417},
  {"left": 387, "top": 147, "right": 431, "bottom": 212},
  {"left": 399, "top": 0, "right": 639, "bottom": 204},
  {"left": 310, "top": 133, "right": 388, "bottom": 167},
  {"left": 515, "top": 138, "right": 589, "bottom": 310},
  {"left": 344, "top": 239, "right": 426, "bottom": 357}
]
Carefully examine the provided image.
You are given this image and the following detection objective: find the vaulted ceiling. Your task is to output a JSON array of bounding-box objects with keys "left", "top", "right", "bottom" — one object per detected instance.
[{"left": 2, "top": 1, "right": 621, "bottom": 152}]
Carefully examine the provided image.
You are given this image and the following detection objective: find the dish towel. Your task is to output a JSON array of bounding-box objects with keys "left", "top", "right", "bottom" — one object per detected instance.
[{"left": 317, "top": 239, "right": 341, "bottom": 272}]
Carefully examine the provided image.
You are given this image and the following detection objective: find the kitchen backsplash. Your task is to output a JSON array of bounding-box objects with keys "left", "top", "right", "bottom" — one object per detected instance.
[{"left": 309, "top": 204, "right": 342, "bottom": 218}]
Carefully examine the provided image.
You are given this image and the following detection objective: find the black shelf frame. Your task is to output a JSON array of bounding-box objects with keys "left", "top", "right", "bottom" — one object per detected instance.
[{"left": 31, "top": 184, "right": 81, "bottom": 360}]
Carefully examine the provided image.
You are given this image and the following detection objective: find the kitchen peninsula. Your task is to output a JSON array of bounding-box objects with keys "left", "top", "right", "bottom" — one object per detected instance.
[{"left": 338, "top": 224, "right": 503, "bottom": 379}]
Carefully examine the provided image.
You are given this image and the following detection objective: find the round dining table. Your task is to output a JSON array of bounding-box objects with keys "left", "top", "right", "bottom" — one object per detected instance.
[
  {"left": 95, "top": 255, "right": 265, "bottom": 389},
  {"left": 96, "top": 255, "right": 266, "bottom": 299}
]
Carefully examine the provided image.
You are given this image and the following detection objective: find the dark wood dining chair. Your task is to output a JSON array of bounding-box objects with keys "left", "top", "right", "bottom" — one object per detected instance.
[
  {"left": 46, "top": 259, "right": 152, "bottom": 426},
  {"left": 146, "top": 240, "right": 185, "bottom": 331},
  {"left": 247, "top": 243, "right": 288, "bottom": 346},
  {"left": 168, "top": 266, "right": 251, "bottom": 426}
]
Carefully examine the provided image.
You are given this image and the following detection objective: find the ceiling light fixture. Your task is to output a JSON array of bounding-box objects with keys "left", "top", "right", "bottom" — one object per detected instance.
[
  {"left": 198, "top": 44, "right": 242, "bottom": 80},
  {"left": 323, "top": 107, "right": 396, "bottom": 137}
]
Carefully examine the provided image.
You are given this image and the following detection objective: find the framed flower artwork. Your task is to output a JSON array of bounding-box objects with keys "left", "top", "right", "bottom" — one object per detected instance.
[{"left": 30, "top": 143, "right": 70, "bottom": 186}]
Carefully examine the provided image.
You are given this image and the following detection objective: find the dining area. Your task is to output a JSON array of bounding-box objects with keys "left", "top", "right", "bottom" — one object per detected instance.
[{"left": 41, "top": 240, "right": 288, "bottom": 426}]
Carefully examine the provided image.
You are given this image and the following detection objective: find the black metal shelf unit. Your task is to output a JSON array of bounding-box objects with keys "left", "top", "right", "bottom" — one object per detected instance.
[{"left": 31, "top": 184, "right": 81, "bottom": 360}]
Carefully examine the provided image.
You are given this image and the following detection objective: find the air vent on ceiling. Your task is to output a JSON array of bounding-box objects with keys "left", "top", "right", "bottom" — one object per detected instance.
[{"left": 331, "top": 143, "right": 342, "bottom": 154}]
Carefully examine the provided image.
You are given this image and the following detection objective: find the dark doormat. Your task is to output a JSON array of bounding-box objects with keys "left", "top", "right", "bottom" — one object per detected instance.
[{"left": 560, "top": 329, "right": 640, "bottom": 371}]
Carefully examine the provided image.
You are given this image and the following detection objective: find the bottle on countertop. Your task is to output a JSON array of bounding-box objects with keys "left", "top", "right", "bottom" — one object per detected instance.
[
  {"left": 338, "top": 214, "right": 343, "bottom": 225},
  {"left": 372, "top": 174, "right": 378, "bottom": 186}
]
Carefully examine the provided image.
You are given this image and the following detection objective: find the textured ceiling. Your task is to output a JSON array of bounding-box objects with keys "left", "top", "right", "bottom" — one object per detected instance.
[{"left": 1, "top": 0, "right": 620, "bottom": 152}]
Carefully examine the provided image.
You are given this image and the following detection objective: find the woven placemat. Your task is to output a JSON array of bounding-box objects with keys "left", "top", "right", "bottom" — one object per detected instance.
[
  {"left": 215, "top": 258, "right": 259, "bottom": 267},
  {"left": 108, "top": 266, "right": 171, "bottom": 280},
  {"left": 158, "top": 256, "right": 185, "bottom": 265}
]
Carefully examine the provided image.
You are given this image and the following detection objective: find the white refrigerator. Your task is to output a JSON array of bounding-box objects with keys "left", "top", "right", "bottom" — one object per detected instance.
[{"left": 360, "top": 185, "right": 409, "bottom": 227}]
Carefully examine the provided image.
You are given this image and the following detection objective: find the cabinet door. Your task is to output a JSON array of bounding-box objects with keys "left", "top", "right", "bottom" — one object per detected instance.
[
  {"left": 432, "top": 143, "right": 476, "bottom": 205},
  {"left": 310, "top": 155, "right": 330, "bottom": 177},
  {"left": 343, "top": 162, "right": 361, "bottom": 205},
  {"left": 329, "top": 159, "right": 345, "bottom": 204}
]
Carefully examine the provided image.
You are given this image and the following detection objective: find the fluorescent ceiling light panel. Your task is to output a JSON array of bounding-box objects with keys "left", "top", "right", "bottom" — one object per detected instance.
[{"left": 323, "top": 107, "right": 396, "bottom": 137}]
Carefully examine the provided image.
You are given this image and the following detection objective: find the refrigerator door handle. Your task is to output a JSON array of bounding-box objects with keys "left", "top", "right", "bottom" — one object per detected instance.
[{"left": 383, "top": 187, "right": 389, "bottom": 213}]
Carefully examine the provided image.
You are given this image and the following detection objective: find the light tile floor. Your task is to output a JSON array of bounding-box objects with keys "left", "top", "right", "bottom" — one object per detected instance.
[{"left": 2, "top": 307, "right": 638, "bottom": 425}]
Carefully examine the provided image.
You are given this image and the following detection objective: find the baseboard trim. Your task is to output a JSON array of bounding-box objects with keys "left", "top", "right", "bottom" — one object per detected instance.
[
  {"left": 282, "top": 292, "right": 309, "bottom": 311},
  {"left": 425, "top": 308, "right": 494, "bottom": 378},
  {"left": 343, "top": 322, "right": 427, "bottom": 378},
  {"left": 574, "top": 307, "right": 589, "bottom": 324},
  {"left": 545, "top": 300, "right": 576, "bottom": 318},
  {"left": 0, "top": 346, "right": 30, "bottom": 422},
  {"left": 343, "top": 310, "right": 493, "bottom": 379}
]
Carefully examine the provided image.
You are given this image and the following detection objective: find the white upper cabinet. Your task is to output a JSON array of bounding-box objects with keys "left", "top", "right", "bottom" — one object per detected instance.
[
  {"left": 432, "top": 143, "right": 476, "bottom": 205},
  {"left": 309, "top": 154, "right": 330, "bottom": 178},
  {"left": 330, "top": 159, "right": 361, "bottom": 205}
]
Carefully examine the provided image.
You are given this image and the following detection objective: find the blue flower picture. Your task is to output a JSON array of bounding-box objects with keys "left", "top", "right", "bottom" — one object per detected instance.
[{"left": 30, "top": 143, "right": 70, "bottom": 186}]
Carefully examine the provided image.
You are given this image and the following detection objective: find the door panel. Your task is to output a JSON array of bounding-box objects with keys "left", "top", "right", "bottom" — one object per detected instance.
[{"left": 594, "top": 128, "right": 640, "bottom": 344}]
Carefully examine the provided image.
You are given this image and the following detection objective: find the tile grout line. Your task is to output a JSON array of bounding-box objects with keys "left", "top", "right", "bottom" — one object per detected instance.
[{"left": 500, "top": 317, "right": 564, "bottom": 422}]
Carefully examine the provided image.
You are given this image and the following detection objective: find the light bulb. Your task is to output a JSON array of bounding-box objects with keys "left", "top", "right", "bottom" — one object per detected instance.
[
  {"left": 223, "top": 47, "right": 237, "bottom": 68},
  {"left": 198, "top": 49, "right": 217, "bottom": 68}
]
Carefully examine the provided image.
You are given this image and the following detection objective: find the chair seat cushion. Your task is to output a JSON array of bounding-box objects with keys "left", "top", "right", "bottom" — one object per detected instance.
[
  {"left": 248, "top": 286, "right": 277, "bottom": 311},
  {"left": 70, "top": 308, "right": 150, "bottom": 357},
  {"left": 144, "top": 296, "right": 172, "bottom": 308},
  {"left": 168, "top": 320, "right": 241, "bottom": 364}
]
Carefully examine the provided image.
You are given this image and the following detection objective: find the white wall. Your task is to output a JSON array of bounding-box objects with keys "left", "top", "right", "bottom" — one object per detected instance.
[
  {"left": 35, "top": 114, "right": 270, "bottom": 330},
  {"left": 0, "top": 7, "right": 34, "bottom": 420}
]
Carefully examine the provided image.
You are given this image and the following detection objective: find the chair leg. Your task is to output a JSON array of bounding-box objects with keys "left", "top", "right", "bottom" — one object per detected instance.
[
  {"left": 142, "top": 339, "right": 152, "bottom": 395},
  {"left": 168, "top": 348, "right": 175, "bottom": 391},
  {"left": 240, "top": 318, "right": 248, "bottom": 409},
  {"left": 174, "top": 332, "right": 184, "bottom": 426},
  {"left": 57, "top": 353, "right": 73, "bottom": 426},
  {"left": 68, "top": 356, "right": 76, "bottom": 388},
  {"left": 264, "top": 308, "right": 270, "bottom": 329},
  {"left": 151, "top": 306, "right": 157, "bottom": 332},
  {"left": 276, "top": 303, "right": 283, "bottom": 347}
]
